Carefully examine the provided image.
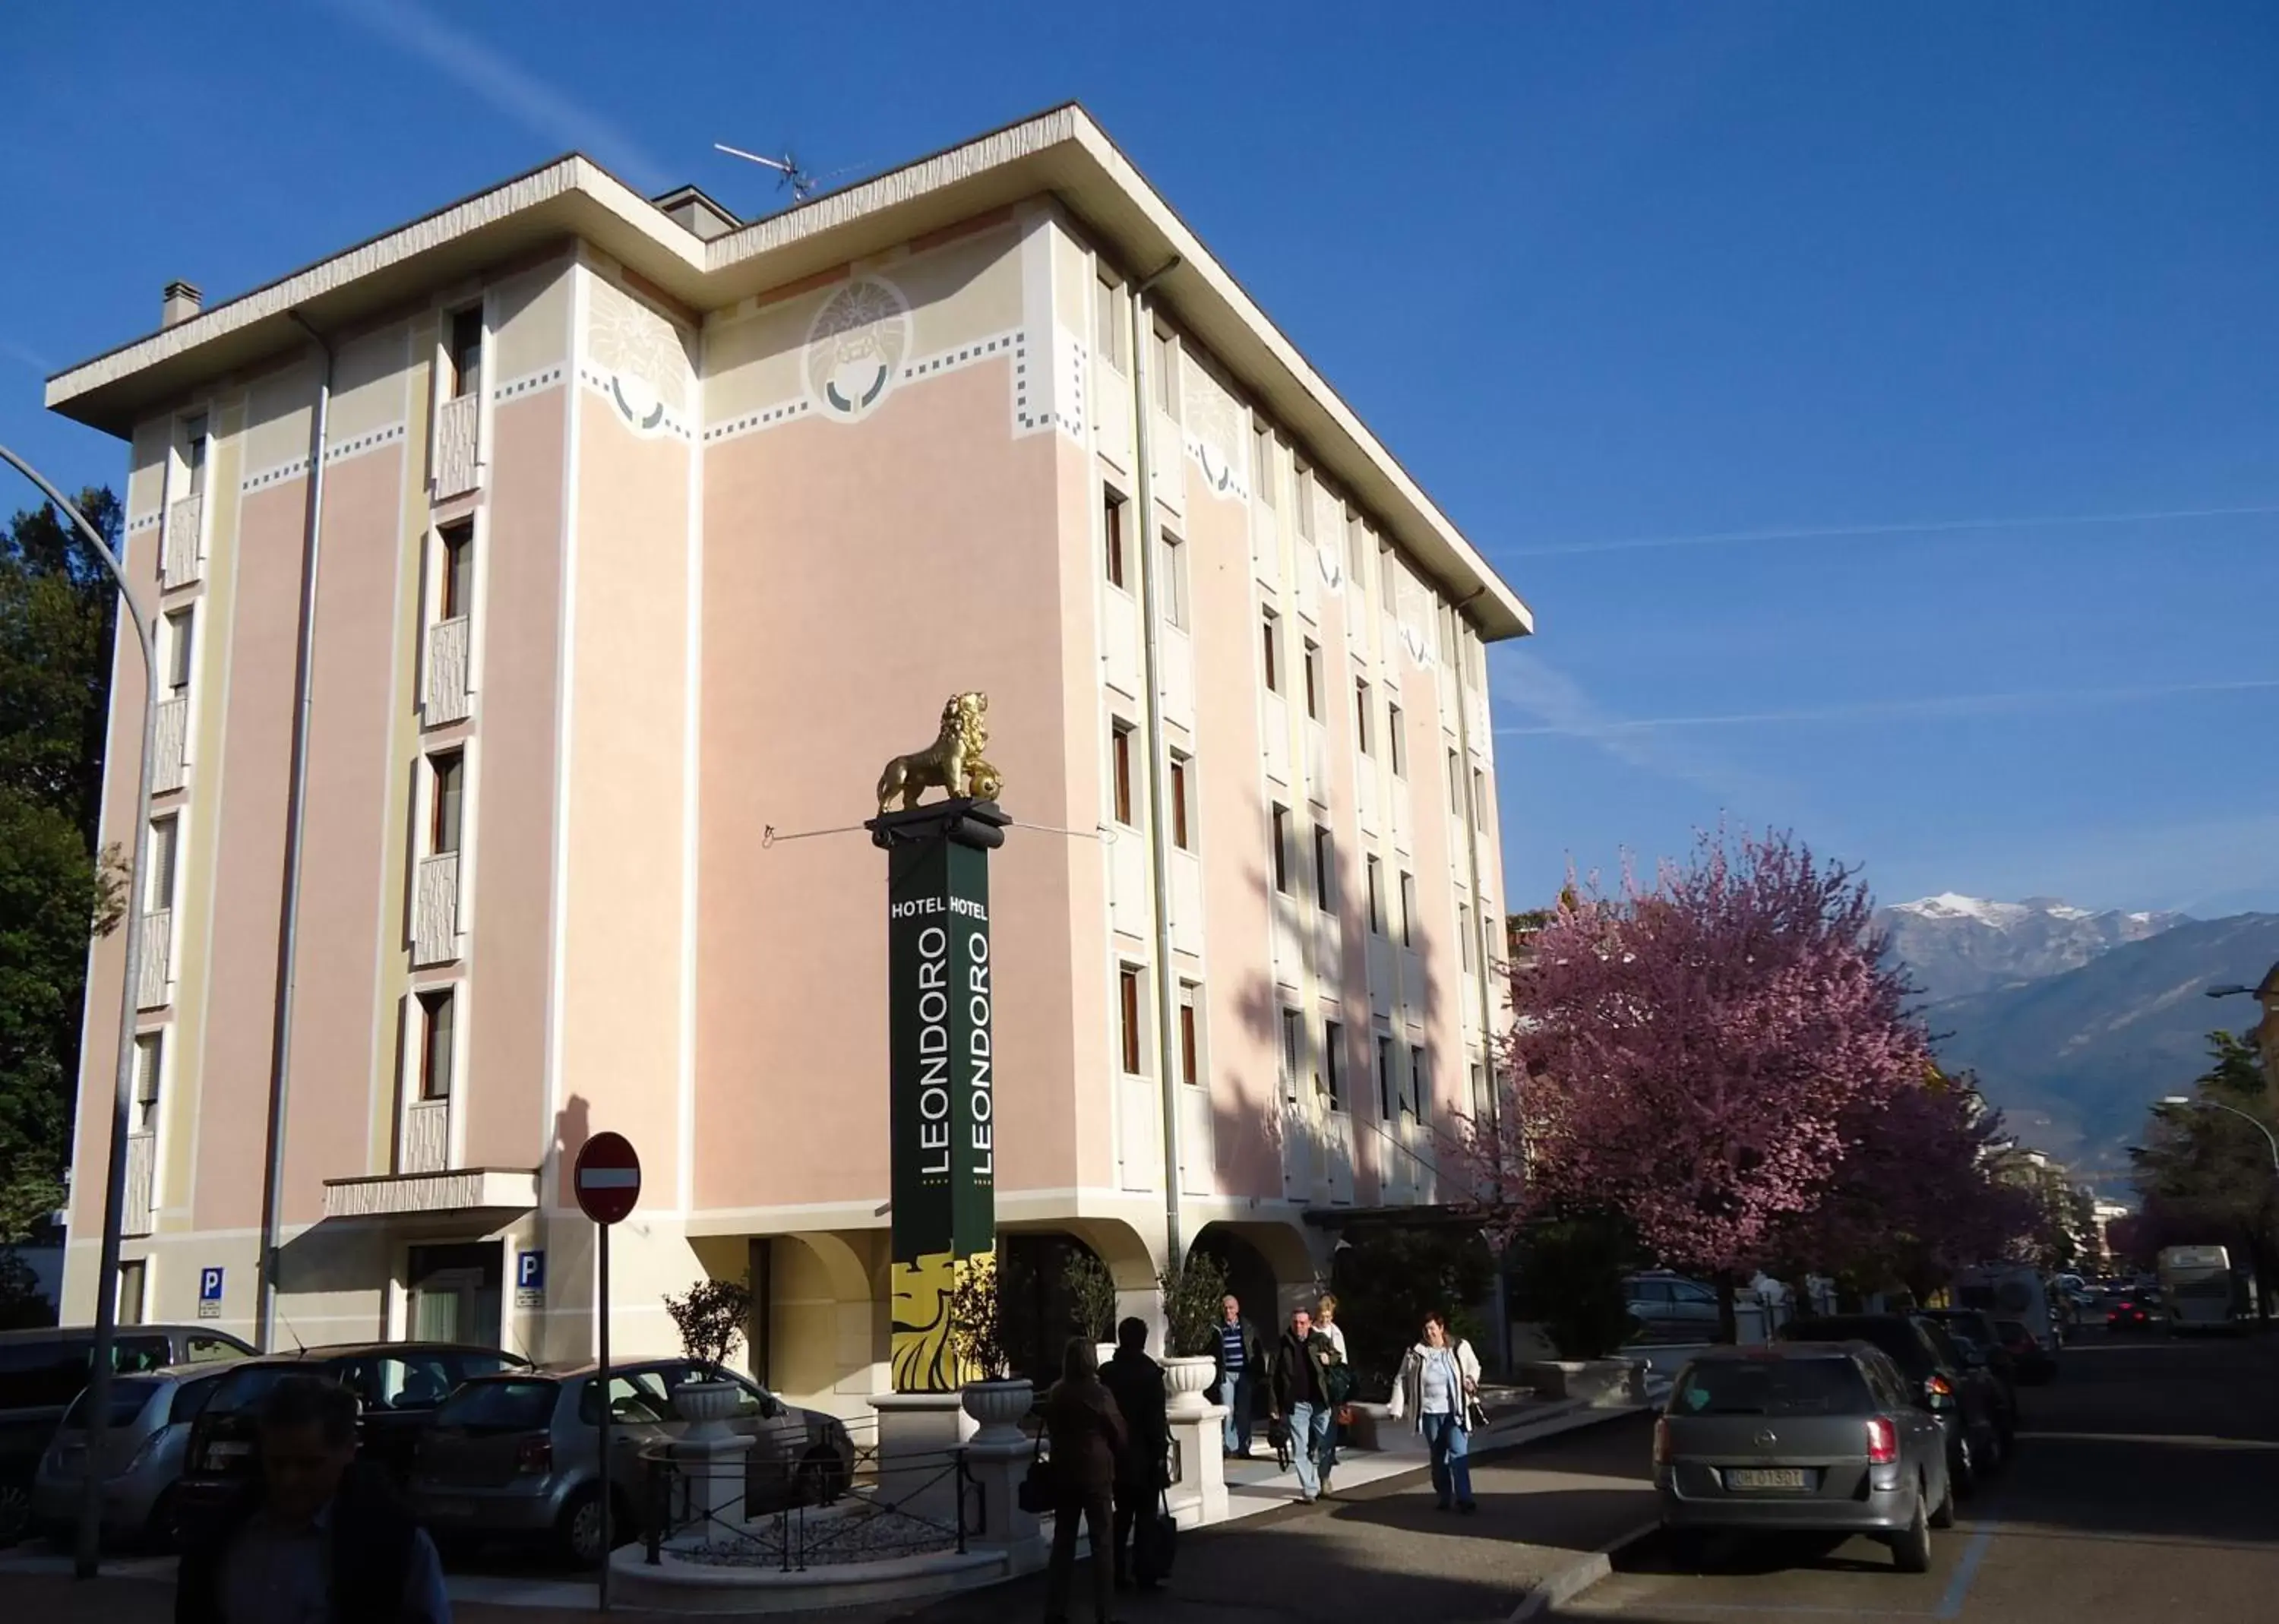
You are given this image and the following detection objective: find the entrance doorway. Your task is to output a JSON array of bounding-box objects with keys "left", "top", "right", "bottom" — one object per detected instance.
[{"left": 406, "top": 1243, "right": 503, "bottom": 1347}]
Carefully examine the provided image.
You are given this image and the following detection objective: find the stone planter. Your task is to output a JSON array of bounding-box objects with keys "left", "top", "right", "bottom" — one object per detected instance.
[
  {"left": 1162, "top": 1355, "right": 1217, "bottom": 1417},
  {"left": 675, "top": 1378, "right": 744, "bottom": 1442},
  {"left": 959, "top": 1378, "right": 1035, "bottom": 1445}
]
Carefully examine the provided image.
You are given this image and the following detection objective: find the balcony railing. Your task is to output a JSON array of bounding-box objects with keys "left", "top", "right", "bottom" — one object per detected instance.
[
  {"left": 412, "top": 852, "right": 460, "bottom": 966},
  {"left": 400, "top": 1098, "right": 450, "bottom": 1175},
  {"left": 423, "top": 615, "right": 471, "bottom": 723},
  {"left": 431, "top": 393, "right": 479, "bottom": 498},
  {"left": 163, "top": 494, "right": 202, "bottom": 586},
  {"left": 153, "top": 696, "right": 189, "bottom": 794},
  {"left": 136, "top": 910, "right": 172, "bottom": 1010},
  {"left": 123, "top": 1130, "right": 156, "bottom": 1236}
]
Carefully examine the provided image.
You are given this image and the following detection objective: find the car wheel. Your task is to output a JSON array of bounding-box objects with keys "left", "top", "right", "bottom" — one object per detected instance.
[
  {"left": 794, "top": 1447, "right": 852, "bottom": 1507},
  {"left": 0, "top": 1483, "right": 30, "bottom": 1547},
  {"left": 1890, "top": 1485, "right": 1933, "bottom": 1573},
  {"left": 556, "top": 1486, "right": 612, "bottom": 1569},
  {"left": 1949, "top": 1432, "right": 1978, "bottom": 1497},
  {"left": 1928, "top": 1464, "right": 1957, "bottom": 1530}
]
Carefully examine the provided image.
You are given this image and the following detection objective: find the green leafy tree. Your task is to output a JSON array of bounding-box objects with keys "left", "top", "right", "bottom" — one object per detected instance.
[
  {"left": 1, "top": 488, "right": 122, "bottom": 1244},
  {"left": 1328, "top": 1223, "right": 1496, "bottom": 1390},
  {"left": 2130, "top": 1030, "right": 2277, "bottom": 1314}
]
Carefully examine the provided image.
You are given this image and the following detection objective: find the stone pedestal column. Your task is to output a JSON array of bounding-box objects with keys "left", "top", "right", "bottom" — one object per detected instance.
[
  {"left": 961, "top": 1433, "right": 1048, "bottom": 1572},
  {"left": 1164, "top": 1402, "right": 1228, "bottom": 1528},
  {"left": 871, "top": 1390, "right": 977, "bottom": 1534},
  {"left": 665, "top": 1433, "right": 755, "bottom": 1543}
]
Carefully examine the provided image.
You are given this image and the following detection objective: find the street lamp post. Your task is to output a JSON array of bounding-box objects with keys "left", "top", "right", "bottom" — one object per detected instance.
[{"left": 0, "top": 445, "right": 157, "bottom": 1580}]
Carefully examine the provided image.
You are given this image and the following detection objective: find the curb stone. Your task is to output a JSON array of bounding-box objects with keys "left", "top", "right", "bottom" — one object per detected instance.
[{"left": 1504, "top": 1517, "right": 1661, "bottom": 1624}]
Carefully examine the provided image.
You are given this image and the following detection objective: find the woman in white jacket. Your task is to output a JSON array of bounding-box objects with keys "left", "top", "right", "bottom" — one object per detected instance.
[{"left": 1386, "top": 1312, "right": 1481, "bottom": 1513}]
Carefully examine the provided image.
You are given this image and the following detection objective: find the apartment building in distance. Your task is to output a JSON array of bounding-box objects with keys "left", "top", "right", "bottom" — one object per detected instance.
[{"left": 47, "top": 106, "right": 1531, "bottom": 1416}]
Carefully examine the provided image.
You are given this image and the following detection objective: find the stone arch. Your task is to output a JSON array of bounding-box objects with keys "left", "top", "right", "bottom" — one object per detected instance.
[
  {"left": 1190, "top": 1218, "right": 1317, "bottom": 1327},
  {"left": 763, "top": 1229, "right": 886, "bottom": 1419}
]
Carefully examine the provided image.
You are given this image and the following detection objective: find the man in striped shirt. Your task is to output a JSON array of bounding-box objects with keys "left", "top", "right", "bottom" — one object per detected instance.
[{"left": 1212, "top": 1294, "right": 1266, "bottom": 1457}]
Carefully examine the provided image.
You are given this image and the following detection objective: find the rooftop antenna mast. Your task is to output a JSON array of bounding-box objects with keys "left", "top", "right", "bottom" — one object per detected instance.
[{"left": 716, "top": 141, "right": 822, "bottom": 202}]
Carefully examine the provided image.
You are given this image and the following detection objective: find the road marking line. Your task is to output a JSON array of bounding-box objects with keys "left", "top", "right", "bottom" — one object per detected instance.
[{"left": 1936, "top": 1521, "right": 1998, "bottom": 1619}]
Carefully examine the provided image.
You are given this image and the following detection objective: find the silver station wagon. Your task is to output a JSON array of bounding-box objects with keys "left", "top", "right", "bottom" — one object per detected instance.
[{"left": 1655, "top": 1342, "right": 1955, "bottom": 1572}]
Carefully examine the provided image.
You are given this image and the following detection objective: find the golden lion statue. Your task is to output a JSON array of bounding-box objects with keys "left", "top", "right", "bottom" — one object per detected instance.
[{"left": 876, "top": 692, "right": 1005, "bottom": 814}]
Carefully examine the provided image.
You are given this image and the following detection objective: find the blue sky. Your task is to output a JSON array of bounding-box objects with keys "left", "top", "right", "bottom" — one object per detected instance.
[{"left": 5, "top": 3, "right": 2274, "bottom": 916}]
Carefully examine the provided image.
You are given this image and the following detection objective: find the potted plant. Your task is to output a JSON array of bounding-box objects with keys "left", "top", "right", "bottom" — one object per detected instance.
[
  {"left": 949, "top": 1253, "right": 1033, "bottom": 1442},
  {"left": 662, "top": 1275, "right": 754, "bottom": 1439},
  {"left": 1067, "top": 1250, "right": 1121, "bottom": 1366},
  {"left": 1155, "top": 1253, "right": 1230, "bottom": 1416}
]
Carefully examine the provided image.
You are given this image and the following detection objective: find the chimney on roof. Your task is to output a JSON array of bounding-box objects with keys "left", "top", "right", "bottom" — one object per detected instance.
[
  {"left": 652, "top": 185, "right": 738, "bottom": 242},
  {"left": 161, "top": 280, "right": 203, "bottom": 327}
]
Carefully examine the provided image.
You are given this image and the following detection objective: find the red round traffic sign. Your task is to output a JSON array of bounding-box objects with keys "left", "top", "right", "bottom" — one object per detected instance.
[{"left": 574, "top": 1132, "right": 642, "bottom": 1225}]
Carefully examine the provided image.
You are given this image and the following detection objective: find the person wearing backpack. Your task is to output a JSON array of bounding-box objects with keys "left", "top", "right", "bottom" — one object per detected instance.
[{"left": 1386, "top": 1311, "right": 1483, "bottom": 1514}]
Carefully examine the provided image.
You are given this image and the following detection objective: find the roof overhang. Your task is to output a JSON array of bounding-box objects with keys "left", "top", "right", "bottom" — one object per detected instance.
[
  {"left": 321, "top": 1167, "right": 540, "bottom": 1221},
  {"left": 47, "top": 103, "right": 1529, "bottom": 639}
]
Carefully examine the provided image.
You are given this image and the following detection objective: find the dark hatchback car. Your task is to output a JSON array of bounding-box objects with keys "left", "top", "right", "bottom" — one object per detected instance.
[
  {"left": 177, "top": 1342, "right": 526, "bottom": 1528},
  {"left": 1778, "top": 1314, "right": 2003, "bottom": 1494}
]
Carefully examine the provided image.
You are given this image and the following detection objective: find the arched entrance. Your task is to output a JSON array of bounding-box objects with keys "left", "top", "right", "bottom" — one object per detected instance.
[{"left": 1189, "top": 1219, "right": 1316, "bottom": 1329}]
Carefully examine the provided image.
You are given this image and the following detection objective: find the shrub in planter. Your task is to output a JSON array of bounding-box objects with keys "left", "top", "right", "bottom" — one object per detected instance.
[
  {"left": 1158, "top": 1252, "right": 1231, "bottom": 1357},
  {"left": 662, "top": 1275, "right": 754, "bottom": 1377},
  {"left": 1065, "top": 1250, "right": 1121, "bottom": 1346},
  {"left": 947, "top": 1253, "right": 1014, "bottom": 1382}
]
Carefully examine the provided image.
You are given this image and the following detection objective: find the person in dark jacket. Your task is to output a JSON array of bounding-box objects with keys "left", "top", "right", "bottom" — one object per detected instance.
[
  {"left": 177, "top": 1374, "right": 451, "bottom": 1624},
  {"left": 1097, "top": 1316, "right": 1171, "bottom": 1592},
  {"left": 1041, "top": 1337, "right": 1127, "bottom": 1624},
  {"left": 1210, "top": 1294, "right": 1266, "bottom": 1457},
  {"left": 1266, "top": 1306, "right": 1336, "bottom": 1503}
]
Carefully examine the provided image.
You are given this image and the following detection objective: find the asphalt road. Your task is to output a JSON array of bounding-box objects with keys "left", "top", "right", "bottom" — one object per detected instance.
[{"left": 1557, "top": 1325, "right": 2279, "bottom": 1623}]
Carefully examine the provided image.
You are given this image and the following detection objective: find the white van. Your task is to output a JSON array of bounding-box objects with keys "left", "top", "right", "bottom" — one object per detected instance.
[{"left": 1952, "top": 1265, "right": 2059, "bottom": 1358}]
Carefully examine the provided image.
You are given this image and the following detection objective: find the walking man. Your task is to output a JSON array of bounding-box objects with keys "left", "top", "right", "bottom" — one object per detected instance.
[
  {"left": 1268, "top": 1306, "right": 1335, "bottom": 1503},
  {"left": 1098, "top": 1316, "right": 1171, "bottom": 1591},
  {"left": 1212, "top": 1294, "right": 1263, "bottom": 1458}
]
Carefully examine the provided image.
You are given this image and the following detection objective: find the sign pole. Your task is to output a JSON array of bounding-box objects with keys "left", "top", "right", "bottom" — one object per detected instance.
[
  {"left": 597, "top": 1218, "right": 612, "bottom": 1613},
  {"left": 573, "top": 1131, "right": 641, "bottom": 1612}
]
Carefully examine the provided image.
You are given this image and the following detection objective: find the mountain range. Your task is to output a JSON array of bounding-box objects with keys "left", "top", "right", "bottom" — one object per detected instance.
[{"left": 1879, "top": 896, "right": 2279, "bottom": 1182}]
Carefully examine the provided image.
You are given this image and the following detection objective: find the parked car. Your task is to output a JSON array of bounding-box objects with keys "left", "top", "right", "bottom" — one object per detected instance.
[
  {"left": 1915, "top": 1310, "right": 2016, "bottom": 1401},
  {"left": 2106, "top": 1294, "right": 2154, "bottom": 1332},
  {"left": 1995, "top": 1316, "right": 2062, "bottom": 1379},
  {"left": 0, "top": 1325, "right": 251, "bottom": 1546},
  {"left": 1778, "top": 1314, "right": 2002, "bottom": 1494},
  {"left": 1655, "top": 1342, "right": 1952, "bottom": 1572},
  {"left": 30, "top": 1360, "right": 240, "bottom": 1549},
  {"left": 1625, "top": 1273, "right": 1723, "bottom": 1338},
  {"left": 177, "top": 1342, "right": 528, "bottom": 1531},
  {"left": 411, "top": 1360, "right": 857, "bottom": 1566},
  {"left": 1911, "top": 1316, "right": 2015, "bottom": 1453}
]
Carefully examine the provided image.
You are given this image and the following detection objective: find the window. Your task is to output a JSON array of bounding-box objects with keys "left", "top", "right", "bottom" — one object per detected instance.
[
  {"left": 1103, "top": 490, "right": 1127, "bottom": 589},
  {"left": 579, "top": 1371, "right": 672, "bottom": 1427},
  {"left": 164, "top": 608, "right": 194, "bottom": 695},
  {"left": 1408, "top": 1044, "right": 1428, "bottom": 1118},
  {"left": 1322, "top": 1019, "right": 1344, "bottom": 1110},
  {"left": 428, "top": 752, "right": 465, "bottom": 855},
  {"left": 1354, "top": 679, "right": 1373, "bottom": 757},
  {"left": 1177, "top": 982, "right": 1201, "bottom": 1087},
  {"left": 1092, "top": 273, "right": 1127, "bottom": 371},
  {"left": 447, "top": 306, "right": 483, "bottom": 400},
  {"left": 1312, "top": 826, "right": 1335, "bottom": 914},
  {"left": 133, "top": 1032, "right": 163, "bottom": 1131},
  {"left": 117, "top": 1261, "right": 147, "bottom": 1328},
  {"left": 1253, "top": 426, "right": 1275, "bottom": 506},
  {"left": 1294, "top": 467, "right": 1316, "bottom": 542},
  {"left": 1271, "top": 805, "right": 1292, "bottom": 893},
  {"left": 1345, "top": 516, "right": 1368, "bottom": 587},
  {"left": 147, "top": 816, "right": 179, "bottom": 915},
  {"left": 1117, "top": 966, "right": 1143, "bottom": 1075},
  {"left": 1377, "top": 1034, "right": 1396, "bottom": 1120},
  {"left": 1387, "top": 704, "right": 1406, "bottom": 777},
  {"left": 182, "top": 414, "right": 208, "bottom": 498},
  {"left": 1280, "top": 1009, "right": 1304, "bottom": 1102},
  {"left": 417, "top": 988, "right": 455, "bottom": 1101},
  {"left": 1471, "top": 1062, "right": 1490, "bottom": 1120},
  {"left": 440, "top": 521, "right": 475, "bottom": 621},
  {"left": 1302, "top": 641, "right": 1322, "bottom": 721},
  {"left": 1365, "top": 856, "right": 1386, "bottom": 935},
  {"left": 1399, "top": 870, "right": 1418, "bottom": 947},
  {"left": 1150, "top": 327, "right": 1176, "bottom": 415},
  {"left": 1162, "top": 532, "right": 1189, "bottom": 630},
  {"left": 1459, "top": 903, "right": 1477, "bottom": 972},
  {"left": 1447, "top": 747, "right": 1463, "bottom": 807},
  {"left": 1380, "top": 542, "right": 1399, "bottom": 608},
  {"left": 1260, "top": 609, "right": 1281, "bottom": 693},
  {"left": 1473, "top": 768, "right": 1489, "bottom": 832},
  {"left": 1168, "top": 753, "right": 1192, "bottom": 851},
  {"left": 1110, "top": 722, "right": 1135, "bottom": 826}
]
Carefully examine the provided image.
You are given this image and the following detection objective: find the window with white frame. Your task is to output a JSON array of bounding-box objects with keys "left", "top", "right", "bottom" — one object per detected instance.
[
  {"left": 1446, "top": 746, "right": 1463, "bottom": 808},
  {"left": 1093, "top": 273, "right": 1128, "bottom": 372},
  {"left": 1399, "top": 870, "right": 1418, "bottom": 948},
  {"left": 1260, "top": 608, "right": 1281, "bottom": 694},
  {"left": 1168, "top": 752, "right": 1193, "bottom": 851},
  {"left": 1366, "top": 855, "right": 1386, "bottom": 936},
  {"left": 1150, "top": 326, "right": 1177, "bottom": 415},
  {"left": 1271, "top": 804, "right": 1292, "bottom": 894},
  {"left": 1162, "top": 531, "right": 1190, "bottom": 630},
  {"left": 1345, "top": 514, "right": 1368, "bottom": 586},
  {"left": 1322, "top": 1018, "right": 1345, "bottom": 1111},
  {"left": 1408, "top": 1044, "right": 1428, "bottom": 1119},
  {"left": 1459, "top": 902, "right": 1477, "bottom": 972},
  {"left": 446, "top": 307, "right": 483, "bottom": 400},
  {"left": 147, "top": 816, "right": 179, "bottom": 915},
  {"left": 1110, "top": 722, "right": 1136, "bottom": 827},
  {"left": 1102, "top": 488, "right": 1127, "bottom": 590},
  {"left": 1280, "top": 1008, "right": 1304, "bottom": 1102},
  {"left": 1473, "top": 767, "right": 1489, "bottom": 833},
  {"left": 133, "top": 1032, "right": 163, "bottom": 1131},
  {"left": 1387, "top": 703, "right": 1406, "bottom": 777},
  {"left": 163, "top": 608, "right": 194, "bottom": 697},
  {"left": 1312, "top": 825, "right": 1335, "bottom": 915},
  {"left": 1302, "top": 640, "right": 1322, "bottom": 722},
  {"left": 180, "top": 413, "right": 208, "bottom": 498},
  {"left": 439, "top": 520, "right": 475, "bottom": 621},
  {"left": 1253, "top": 426, "right": 1276, "bottom": 506},
  {"left": 1177, "top": 981, "right": 1203, "bottom": 1088},
  {"left": 1376, "top": 1032, "right": 1396, "bottom": 1120},
  {"left": 1354, "top": 678, "right": 1374, "bottom": 757},
  {"left": 416, "top": 987, "right": 456, "bottom": 1101},
  {"left": 1294, "top": 466, "right": 1316, "bottom": 542},
  {"left": 1379, "top": 542, "right": 1398, "bottom": 609},
  {"left": 1117, "top": 965, "right": 1146, "bottom": 1075},
  {"left": 428, "top": 752, "right": 465, "bottom": 855}
]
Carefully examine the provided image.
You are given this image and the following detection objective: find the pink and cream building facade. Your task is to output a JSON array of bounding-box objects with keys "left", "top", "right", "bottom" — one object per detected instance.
[{"left": 49, "top": 106, "right": 1529, "bottom": 1414}]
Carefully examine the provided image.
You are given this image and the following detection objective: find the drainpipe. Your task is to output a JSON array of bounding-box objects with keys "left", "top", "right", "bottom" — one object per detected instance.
[
  {"left": 257, "top": 313, "right": 333, "bottom": 1352},
  {"left": 1127, "top": 258, "right": 1186, "bottom": 1271},
  {"left": 1447, "top": 608, "right": 1509, "bottom": 1374}
]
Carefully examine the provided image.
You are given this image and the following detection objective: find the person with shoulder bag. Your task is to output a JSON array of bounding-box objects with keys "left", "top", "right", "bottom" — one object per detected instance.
[
  {"left": 1386, "top": 1310, "right": 1483, "bottom": 1514},
  {"left": 1097, "top": 1316, "right": 1173, "bottom": 1593},
  {"left": 1314, "top": 1294, "right": 1353, "bottom": 1486},
  {"left": 1040, "top": 1337, "right": 1127, "bottom": 1624}
]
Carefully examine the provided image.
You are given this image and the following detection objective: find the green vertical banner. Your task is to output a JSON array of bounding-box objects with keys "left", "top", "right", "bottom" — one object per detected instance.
[{"left": 874, "top": 801, "right": 1006, "bottom": 1392}]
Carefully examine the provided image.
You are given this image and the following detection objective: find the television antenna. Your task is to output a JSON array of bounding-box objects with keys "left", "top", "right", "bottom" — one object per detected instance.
[{"left": 715, "top": 141, "right": 867, "bottom": 204}]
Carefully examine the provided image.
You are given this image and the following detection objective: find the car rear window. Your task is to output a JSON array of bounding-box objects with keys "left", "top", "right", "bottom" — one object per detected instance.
[
  {"left": 436, "top": 1379, "right": 558, "bottom": 1432},
  {"left": 1673, "top": 1357, "right": 1873, "bottom": 1417},
  {"left": 62, "top": 1378, "right": 161, "bottom": 1429},
  {"left": 169, "top": 1376, "right": 225, "bottom": 1426},
  {"left": 1784, "top": 1319, "right": 1932, "bottom": 1377}
]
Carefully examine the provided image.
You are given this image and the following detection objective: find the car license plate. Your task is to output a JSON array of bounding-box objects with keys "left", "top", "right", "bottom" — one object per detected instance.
[{"left": 1726, "top": 1468, "right": 1807, "bottom": 1490}]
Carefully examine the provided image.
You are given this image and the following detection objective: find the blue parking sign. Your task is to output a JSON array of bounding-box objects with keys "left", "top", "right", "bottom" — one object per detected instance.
[
  {"left": 517, "top": 1250, "right": 545, "bottom": 1291},
  {"left": 199, "top": 1267, "right": 224, "bottom": 1303}
]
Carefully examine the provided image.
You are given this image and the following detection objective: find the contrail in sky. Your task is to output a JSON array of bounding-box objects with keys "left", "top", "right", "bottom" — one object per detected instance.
[
  {"left": 1496, "top": 678, "right": 2279, "bottom": 737},
  {"left": 1504, "top": 504, "right": 2279, "bottom": 558}
]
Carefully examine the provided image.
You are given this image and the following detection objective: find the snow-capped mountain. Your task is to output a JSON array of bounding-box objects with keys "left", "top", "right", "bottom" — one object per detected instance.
[{"left": 1875, "top": 893, "right": 2187, "bottom": 1005}]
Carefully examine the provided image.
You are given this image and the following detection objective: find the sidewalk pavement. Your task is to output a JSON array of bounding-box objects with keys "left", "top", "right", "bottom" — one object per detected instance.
[{"left": 0, "top": 1407, "right": 1658, "bottom": 1624}]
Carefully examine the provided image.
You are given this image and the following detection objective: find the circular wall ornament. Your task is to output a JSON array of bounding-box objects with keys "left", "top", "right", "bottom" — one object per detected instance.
[{"left": 805, "top": 277, "right": 914, "bottom": 422}]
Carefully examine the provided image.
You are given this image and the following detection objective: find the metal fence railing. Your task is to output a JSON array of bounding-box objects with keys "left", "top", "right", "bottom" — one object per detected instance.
[{"left": 640, "top": 1437, "right": 976, "bottom": 1574}]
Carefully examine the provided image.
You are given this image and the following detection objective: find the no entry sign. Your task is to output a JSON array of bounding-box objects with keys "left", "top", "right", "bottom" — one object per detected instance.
[{"left": 574, "top": 1132, "right": 641, "bottom": 1225}]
